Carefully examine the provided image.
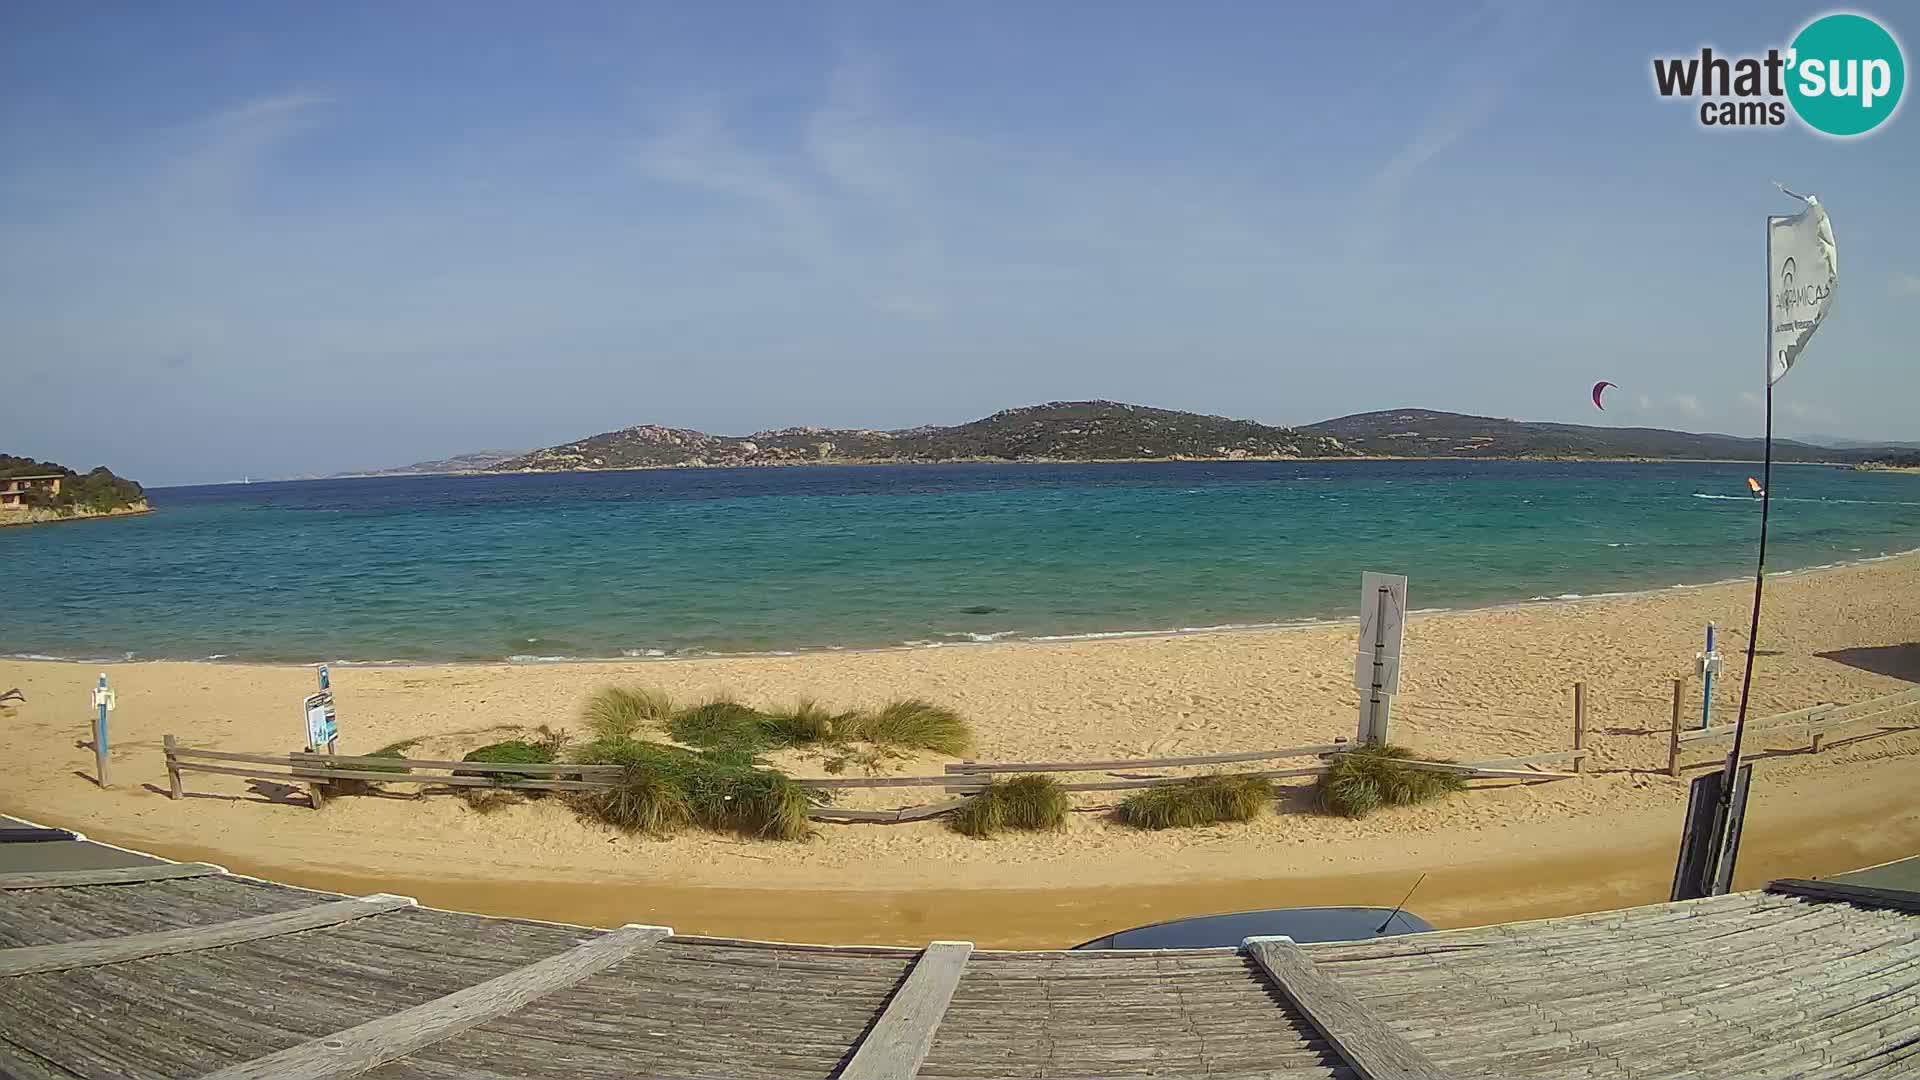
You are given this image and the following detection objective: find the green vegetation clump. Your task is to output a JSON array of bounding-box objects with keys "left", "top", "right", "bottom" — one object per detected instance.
[
  {"left": 567, "top": 736, "right": 820, "bottom": 841},
  {"left": 459, "top": 739, "right": 554, "bottom": 768},
  {"left": 315, "top": 739, "right": 415, "bottom": 798},
  {"left": 1118, "top": 775, "right": 1273, "bottom": 830},
  {"left": 950, "top": 774, "right": 1069, "bottom": 838},
  {"left": 0, "top": 455, "right": 144, "bottom": 514},
  {"left": 846, "top": 700, "right": 973, "bottom": 756},
  {"left": 453, "top": 739, "right": 557, "bottom": 811},
  {"left": 573, "top": 768, "right": 691, "bottom": 836},
  {"left": 583, "top": 686, "right": 673, "bottom": 741},
  {"left": 584, "top": 685, "right": 972, "bottom": 756},
  {"left": 758, "top": 699, "right": 848, "bottom": 745},
  {"left": 668, "top": 698, "right": 775, "bottom": 753},
  {"left": 1315, "top": 743, "right": 1466, "bottom": 819}
]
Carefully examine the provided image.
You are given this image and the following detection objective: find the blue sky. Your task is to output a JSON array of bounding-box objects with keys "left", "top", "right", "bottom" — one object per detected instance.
[{"left": 3, "top": 1, "right": 1916, "bottom": 485}]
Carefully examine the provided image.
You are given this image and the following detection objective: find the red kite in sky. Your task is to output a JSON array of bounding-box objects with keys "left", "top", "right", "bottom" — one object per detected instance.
[{"left": 1591, "top": 381, "right": 1617, "bottom": 410}]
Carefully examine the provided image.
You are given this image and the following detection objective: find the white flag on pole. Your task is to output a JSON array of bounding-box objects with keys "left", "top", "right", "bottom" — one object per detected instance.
[{"left": 1767, "top": 196, "right": 1837, "bottom": 386}]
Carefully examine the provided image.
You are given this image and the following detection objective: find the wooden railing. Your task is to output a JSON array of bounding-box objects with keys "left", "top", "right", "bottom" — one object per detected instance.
[
  {"left": 162, "top": 737, "right": 1588, "bottom": 820},
  {"left": 1664, "top": 685, "right": 1920, "bottom": 776}
]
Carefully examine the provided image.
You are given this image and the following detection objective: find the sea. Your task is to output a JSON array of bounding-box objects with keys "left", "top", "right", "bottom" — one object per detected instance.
[{"left": 3, "top": 460, "right": 1918, "bottom": 665}]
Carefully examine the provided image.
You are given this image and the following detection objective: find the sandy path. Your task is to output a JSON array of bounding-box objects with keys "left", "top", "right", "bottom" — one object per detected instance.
[{"left": 3, "top": 554, "right": 1917, "bottom": 944}]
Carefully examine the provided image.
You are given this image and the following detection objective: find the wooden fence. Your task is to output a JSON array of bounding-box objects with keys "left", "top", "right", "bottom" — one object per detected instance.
[
  {"left": 1664, "top": 685, "right": 1920, "bottom": 777},
  {"left": 162, "top": 736, "right": 1588, "bottom": 823}
]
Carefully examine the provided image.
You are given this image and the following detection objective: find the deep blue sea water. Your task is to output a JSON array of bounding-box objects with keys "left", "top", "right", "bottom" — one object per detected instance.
[{"left": 3, "top": 460, "right": 1918, "bottom": 663}]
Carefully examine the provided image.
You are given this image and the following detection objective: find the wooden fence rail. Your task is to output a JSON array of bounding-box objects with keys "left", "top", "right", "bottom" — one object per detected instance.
[
  {"left": 164, "top": 734, "right": 1588, "bottom": 821},
  {"left": 1665, "top": 686, "right": 1920, "bottom": 777}
]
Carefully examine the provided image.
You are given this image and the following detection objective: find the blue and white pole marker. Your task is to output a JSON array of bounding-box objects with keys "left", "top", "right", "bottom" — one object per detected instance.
[
  {"left": 1697, "top": 624, "right": 1721, "bottom": 731},
  {"left": 90, "top": 673, "right": 117, "bottom": 787}
]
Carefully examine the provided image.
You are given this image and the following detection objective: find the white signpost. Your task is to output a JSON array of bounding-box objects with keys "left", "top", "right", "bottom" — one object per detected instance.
[{"left": 1355, "top": 572, "right": 1408, "bottom": 744}]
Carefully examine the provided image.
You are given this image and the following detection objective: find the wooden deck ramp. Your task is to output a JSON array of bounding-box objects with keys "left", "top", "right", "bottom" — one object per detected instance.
[{"left": 3, "top": 830, "right": 1920, "bottom": 1078}]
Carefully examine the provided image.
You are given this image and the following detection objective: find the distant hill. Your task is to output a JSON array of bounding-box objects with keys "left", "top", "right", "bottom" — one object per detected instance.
[
  {"left": 369, "top": 404, "right": 1914, "bottom": 477},
  {"left": 331, "top": 449, "right": 528, "bottom": 478},
  {"left": 489, "top": 401, "right": 1356, "bottom": 471},
  {"left": 1789, "top": 434, "right": 1920, "bottom": 452},
  {"left": 1300, "top": 409, "right": 1866, "bottom": 463},
  {"left": 1, "top": 454, "right": 148, "bottom": 524}
]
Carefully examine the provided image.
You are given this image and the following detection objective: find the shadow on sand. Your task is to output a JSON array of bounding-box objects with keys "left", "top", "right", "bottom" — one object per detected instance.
[{"left": 1816, "top": 643, "right": 1920, "bottom": 683}]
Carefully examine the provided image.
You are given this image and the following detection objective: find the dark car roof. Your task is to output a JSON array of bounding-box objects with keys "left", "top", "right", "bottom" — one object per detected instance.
[{"left": 1072, "top": 905, "right": 1433, "bottom": 950}]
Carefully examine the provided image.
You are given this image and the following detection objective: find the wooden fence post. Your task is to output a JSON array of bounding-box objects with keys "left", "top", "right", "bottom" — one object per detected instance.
[
  {"left": 1668, "top": 677, "right": 1684, "bottom": 778},
  {"left": 306, "top": 754, "right": 328, "bottom": 811},
  {"left": 943, "top": 761, "right": 973, "bottom": 796},
  {"left": 1572, "top": 681, "right": 1586, "bottom": 774},
  {"left": 164, "top": 735, "right": 183, "bottom": 800}
]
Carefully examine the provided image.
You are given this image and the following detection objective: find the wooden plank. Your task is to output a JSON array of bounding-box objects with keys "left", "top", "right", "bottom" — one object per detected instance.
[
  {"left": 1678, "top": 702, "right": 1837, "bottom": 744},
  {"left": 1393, "top": 762, "right": 1577, "bottom": 780},
  {"left": 794, "top": 774, "right": 986, "bottom": 791},
  {"left": 840, "top": 940, "right": 973, "bottom": 1080},
  {"left": 1454, "top": 750, "right": 1589, "bottom": 769},
  {"left": 0, "top": 893, "right": 415, "bottom": 977},
  {"left": 1669, "top": 677, "right": 1684, "bottom": 778},
  {"left": 1243, "top": 936, "right": 1447, "bottom": 1080},
  {"left": 163, "top": 746, "right": 302, "bottom": 765},
  {"left": 287, "top": 768, "right": 608, "bottom": 791},
  {"left": 1572, "top": 681, "right": 1586, "bottom": 774},
  {"left": 198, "top": 923, "right": 671, "bottom": 1080},
  {"left": 0, "top": 862, "right": 224, "bottom": 890},
  {"left": 810, "top": 799, "right": 972, "bottom": 823},
  {"left": 1766, "top": 878, "right": 1920, "bottom": 915},
  {"left": 287, "top": 753, "right": 623, "bottom": 776},
  {"left": 947, "top": 744, "right": 1348, "bottom": 775}
]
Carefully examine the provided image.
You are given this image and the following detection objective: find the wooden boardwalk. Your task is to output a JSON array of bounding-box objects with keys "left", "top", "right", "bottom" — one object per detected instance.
[{"left": 2, "top": 824, "right": 1918, "bottom": 1078}]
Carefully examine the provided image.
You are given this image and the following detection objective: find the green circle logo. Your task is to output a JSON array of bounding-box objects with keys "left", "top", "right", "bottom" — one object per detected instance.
[{"left": 1787, "top": 13, "right": 1905, "bottom": 136}]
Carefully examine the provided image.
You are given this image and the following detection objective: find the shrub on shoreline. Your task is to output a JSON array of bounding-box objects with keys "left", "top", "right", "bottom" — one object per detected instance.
[
  {"left": 585, "top": 685, "right": 974, "bottom": 757},
  {"left": 316, "top": 739, "right": 416, "bottom": 798},
  {"left": 584, "top": 687, "right": 673, "bottom": 741},
  {"left": 1316, "top": 743, "right": 1465, "bottom": 818},
  {"left": 1118, "top": 775, "right": 1272, "bottom": 830},
  {"left": 847, "top": 699, "right": 972, "bottom": 755},
  {"left": 454, "top": 739, "right": 557, "bottom": 810},
  {"left": 950, "top": 774, "right": 1069, "bottom": 837},
  {"left": 567, "top": 736, "right": 820, "bottom": 841}
]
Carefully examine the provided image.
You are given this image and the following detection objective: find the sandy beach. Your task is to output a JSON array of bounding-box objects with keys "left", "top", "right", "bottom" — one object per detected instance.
[{"left": 4, "top": 554, "right": 1918, "bottom": 946}]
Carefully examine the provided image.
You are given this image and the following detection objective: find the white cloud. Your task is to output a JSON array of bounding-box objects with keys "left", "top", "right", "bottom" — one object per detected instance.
[
  {"left": 628, "top": 47, "right": 944, "bottom": 316},
  {"left": 1347, "top": 1, "right": 1574, "bottom": 255},
  {"left": 1781, "top": 399, "right": 1834, "bottom": 423},
  {"left": 170, "top": 92, "right": 334, "bottom": 204},
  {"left": 1892, "top": 272, "right": 1920, "bottom": 295},
  {"left": 1636, "top": 393, "right": 1652, "bottom": 410},
  {"left": 1671, "top": 393, "right": 1702, "bottom": 417}
]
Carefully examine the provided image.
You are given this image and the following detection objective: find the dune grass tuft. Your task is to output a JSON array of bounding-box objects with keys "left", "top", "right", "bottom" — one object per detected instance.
[
  {"left": 668, "top": 698, "right": 774, "bottom": 753},
  {"left": 453, "top": 739, "right": 556, "bottom": 811},
  {"left": 1118, "top": 775, "right": 1273, "bottom": 830},
  {"left": 567, "top": 736, "right": 821, "bottom": 841},
  {"left": 849, "top": 699, "right": 973, "bottom": 756},
  {"left": 317, "top": 740, "right": 416, "bottom": 798},
  {"left": 950, "top": 774, "right": 1070, "bottom": 837},
  {"left": 573, "top": 767, "right": 692, "bottom": 836},
  {"left": 583, "top": 686, "right": 674, "bottom": 741},
  {"left": 757, "top": 699, "right": 849, "bottom": 745},
  {"left": 1316, "top": 742, "right": 1466, "bottom": 819}
]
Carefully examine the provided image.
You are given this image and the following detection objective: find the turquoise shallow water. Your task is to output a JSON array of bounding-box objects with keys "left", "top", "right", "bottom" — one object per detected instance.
[{"left": 3, "top": 460, "right": 1917, "bottom": 663}]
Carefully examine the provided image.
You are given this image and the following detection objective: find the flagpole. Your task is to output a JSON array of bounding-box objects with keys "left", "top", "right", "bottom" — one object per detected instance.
[
  {"left": 1726, "top": 215, "right": 1779, "bottom": 793},
  {"left": 1725, "top": 382, "right": 1771, "bottom": 791}
]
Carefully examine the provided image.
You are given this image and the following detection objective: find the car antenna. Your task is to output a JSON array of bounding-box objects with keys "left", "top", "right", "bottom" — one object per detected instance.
[{"left": 1376, "top": 872, "right": 1427, "bottom": 934}]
